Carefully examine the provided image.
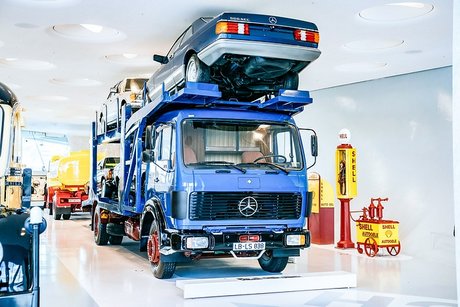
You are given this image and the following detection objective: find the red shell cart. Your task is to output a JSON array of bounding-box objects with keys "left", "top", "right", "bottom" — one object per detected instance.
[{"left": 355, "top": 198, "right": 401, "bottom": 257}]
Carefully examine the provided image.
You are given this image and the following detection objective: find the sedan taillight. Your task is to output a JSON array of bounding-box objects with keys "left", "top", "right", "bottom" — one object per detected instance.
[
  {"left": 216, "top": 21, "right": 249, "bottom": 35},
  {"left": 294, "top": 29, "right": 320, "bottom": 44}
]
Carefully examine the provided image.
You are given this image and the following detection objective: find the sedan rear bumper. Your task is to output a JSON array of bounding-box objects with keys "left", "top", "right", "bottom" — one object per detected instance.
[{"left": 198, "top": 38, "right": 321, "bottom": 66}]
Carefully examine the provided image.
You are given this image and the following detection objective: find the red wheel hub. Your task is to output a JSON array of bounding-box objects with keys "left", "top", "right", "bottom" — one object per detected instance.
[{"left": 147, "top": 231, "right": 160, "bottom": 264}]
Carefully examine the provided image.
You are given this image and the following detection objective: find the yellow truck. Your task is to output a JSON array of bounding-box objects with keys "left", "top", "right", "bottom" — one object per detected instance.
[{"left": 46, "top": 150, "right": 92, "bottom": 220}]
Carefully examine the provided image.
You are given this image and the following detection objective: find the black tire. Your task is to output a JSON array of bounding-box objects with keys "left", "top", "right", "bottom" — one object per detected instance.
[
  {"left": 282, "top": 72, "right": 299, "bottom": 90},
  {"left": 62, "top": 214, "right": 71, "bottom": 220},
  {"left": 185, "top": 54, "right": 210, "bottom": 84},
  {"left": 94, "top": 209, "right": 109, "bottom": 246},
  {"left": 52, "top": 200, "right": 61, "bottom": 221},
  {"left": 258, "top": 250, "right": 289, "bottom": 273},
  {"left": 147, "top": 221, "right": 176, "bottom": 279},
  {"left": 48, "top": 202, "right": 53, "bottom": 215},
  {"left": 109, "top": 235, "right": 123, "bottom": 245}
]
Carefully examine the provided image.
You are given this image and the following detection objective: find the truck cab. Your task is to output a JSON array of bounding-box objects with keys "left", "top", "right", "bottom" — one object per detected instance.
[{"left": 92, "top": 83, "right": 317, "bottom": 279}]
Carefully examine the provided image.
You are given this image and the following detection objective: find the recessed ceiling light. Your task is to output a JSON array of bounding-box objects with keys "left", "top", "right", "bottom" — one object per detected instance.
[
  {"left": 344, "top": 39, "right": 404, "bottom": 51},
  {"left": 0, "top": 58, "right": 55, "bottom": 70},
  {"left": 123, "top": 53, "right": 138, "bottom": 59},
  {"left": 26, "top": 95, "right": 69, "bottom": 102},
  {"left": 105, "top": 54, "right": 154, "bottom": 66},
  {"left": 359, "top": 2, "right": 434, "bottom": 21},
  {"left": 335, "top": 62, "right": 388, "bottom": 72},
  {"left": 50, "top": 78, "right": 102, "bottom": 87},
  {"left": 51, "top": 24, "right": 125, "bottom": 43},
  {"left": 80, "top": 23, "right": 103, "bottom": 33}
]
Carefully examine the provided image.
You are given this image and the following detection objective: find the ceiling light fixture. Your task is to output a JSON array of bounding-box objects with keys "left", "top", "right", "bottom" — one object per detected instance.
[
  {"left": 0, "top": 58, "right": 55, "bottom": 70},
  {"left": 123, "top": 53, "right": 138, "bottom": 59},
  {"left": 387, "top": 2, "right": 426, "bottom": 8},
  {"left": 80, "top": 23, "right": 103, "bottom": 33},
  {"left": 359, "top": 2, "right": 434, "bottom": 22},
  {"left": 51, "top": 24, "right": 125, "bottom": 42}
]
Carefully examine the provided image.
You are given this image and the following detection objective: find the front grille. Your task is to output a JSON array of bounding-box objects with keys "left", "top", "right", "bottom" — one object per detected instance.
[{"left": 189, "top": 192, "right": 302, "bottom": 221}]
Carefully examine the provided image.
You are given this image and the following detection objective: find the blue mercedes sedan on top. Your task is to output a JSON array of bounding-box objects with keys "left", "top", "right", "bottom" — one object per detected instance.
[{"left": 146, "top": 12, "right": 320, "bottom": 102}]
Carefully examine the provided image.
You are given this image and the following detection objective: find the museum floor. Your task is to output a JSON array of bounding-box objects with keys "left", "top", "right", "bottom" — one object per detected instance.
[{"left": 38, "top": 212, "right": 457, "bottom": 307}]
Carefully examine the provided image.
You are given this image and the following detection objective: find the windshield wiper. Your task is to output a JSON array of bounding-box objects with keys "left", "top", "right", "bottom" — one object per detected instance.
[
  {"left": 189, "top": 161, "right": 246, "bottom": 174},
  {"left": 238, "top": 162, "right": 289, "bottom": 174}
]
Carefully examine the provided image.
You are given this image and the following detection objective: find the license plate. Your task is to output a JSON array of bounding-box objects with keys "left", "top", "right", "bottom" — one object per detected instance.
[
  {"left": 68, "top": 199, "right": 80, "bottom": 203},
  {"left": 233, "top": 242, "right": 265, "bottom": 251}
]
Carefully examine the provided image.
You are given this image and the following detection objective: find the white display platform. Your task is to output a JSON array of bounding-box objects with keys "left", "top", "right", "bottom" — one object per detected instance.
[{"left": 176, "top": 271, "right": 357, "bottom": 299}]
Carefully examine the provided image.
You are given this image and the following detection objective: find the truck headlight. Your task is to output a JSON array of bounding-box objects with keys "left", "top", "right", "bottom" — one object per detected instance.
[
  {"left": 186, "top": 236, "right": 209, "bottom": 249},
  {"left": 286, "top": 234, "right": 305, "bottom": 246}
]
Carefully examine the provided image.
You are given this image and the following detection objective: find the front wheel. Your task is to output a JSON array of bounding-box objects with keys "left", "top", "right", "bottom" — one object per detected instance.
[
  {"left": 62, "top": 214, "right": 71, "bottom": 220},
  {"left": 94, "top": 209, "right": 109, "bottom": 246},
  {"left": 258, "top": 250, "right": 289, "bottom": 273},
  {"left": 185, "top": 54, "right": 210, "bottom": 84},
  {"left": 52, "top": 200, "right": 61, "bottom": 220},
  {"left": 147, "top": 221, "right": 176, "bottom": 279}
]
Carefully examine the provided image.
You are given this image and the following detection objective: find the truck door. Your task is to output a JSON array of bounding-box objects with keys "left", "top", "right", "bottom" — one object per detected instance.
[{"left": 152, "top": 124, "right": 175, "bottom": 194}]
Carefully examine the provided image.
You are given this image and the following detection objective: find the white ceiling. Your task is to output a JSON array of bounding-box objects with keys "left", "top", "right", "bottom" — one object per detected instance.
[{"left": 0, "top": 0, "right": 453, "bottom": 137}]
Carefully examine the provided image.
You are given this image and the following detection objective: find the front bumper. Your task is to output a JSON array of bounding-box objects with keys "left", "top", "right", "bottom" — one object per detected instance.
[
  {"left": 169, "top": 228, "right": 310, "bottom": 254},
  {"left": 198, "top": 38, "right": 321, "bottom": 66}
]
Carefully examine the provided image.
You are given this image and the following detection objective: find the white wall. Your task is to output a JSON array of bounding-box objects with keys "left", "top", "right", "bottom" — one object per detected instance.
[
  {"left": 452, "top": 0, "right": 460, "bottom": 299},
  {"left": 296, "top": 67, "right": 453, "bottom": 259}
]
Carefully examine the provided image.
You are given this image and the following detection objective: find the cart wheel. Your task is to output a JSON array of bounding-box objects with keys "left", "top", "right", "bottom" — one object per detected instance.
[
  {"left": 364, "top": 238, "right": 378, "bottom": 257},
  {"left": 386, "top": 242, "right": 401, "bottom": 256},
  {"left": 357, "top": 245, "right": 363, "bottom": 254}
]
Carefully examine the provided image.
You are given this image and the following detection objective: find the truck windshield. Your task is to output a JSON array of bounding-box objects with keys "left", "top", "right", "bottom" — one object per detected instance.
[{"left": 182, "top": 119, "right": 303, "bottom": 170}]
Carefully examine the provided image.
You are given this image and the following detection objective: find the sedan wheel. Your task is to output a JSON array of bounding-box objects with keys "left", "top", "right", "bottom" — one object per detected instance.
[{"left": 185, "top": 54, "right": 210, "bottom": 84}]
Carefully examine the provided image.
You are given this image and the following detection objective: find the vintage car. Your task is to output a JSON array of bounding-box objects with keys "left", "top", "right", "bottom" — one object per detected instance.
[
  {"left": 99, "top": 77, "right": 148, "bottom": 131},
  {"left": 146, "top": 12, "right": 320, "bottom": 102},
  {"left": 96, "top": 156, "right": 120, "bottom": 195}
]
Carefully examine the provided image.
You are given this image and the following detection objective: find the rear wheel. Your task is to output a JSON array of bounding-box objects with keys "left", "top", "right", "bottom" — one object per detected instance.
[
  {"left": 185, "top": 54, "right": 210, "bottom": 84},
  {"left": 94, "top": 209, "right": 109, "bottom": 245},
  {"left": 258, "top": 250, "right": 289, "bottom": 273},
  {"left": 52, "top": 200, "right": 61, "bottom": 220},
  {"left": 282, "top": 72, "right": 299, "bottom": 90},
  {"left": 62, "top": 214, "right": 71, "bottom": 220},
  {"left": 147, "top": 220, "right": 176, "bottom": 279},
  {"left": 109, "top": 235, "right": 123, "bottom": 245},
  {"left": 48, "top": 202, "right": 53, "bottom": 215}
]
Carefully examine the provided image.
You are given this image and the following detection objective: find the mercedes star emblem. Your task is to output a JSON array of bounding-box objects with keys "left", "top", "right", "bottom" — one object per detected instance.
[
  {"left": 238, "top": 196, "right": 258, "bottom": 217},
  {"left": 269, "top": 16, "right": 277, "bottom": 24}
]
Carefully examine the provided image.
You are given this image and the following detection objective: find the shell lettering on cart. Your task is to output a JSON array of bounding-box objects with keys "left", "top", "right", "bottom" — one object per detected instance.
[
  {"left": 358, "top": 223, "right": 373, "bottom": 231},
  {"left": 362, "top": 231, "right": 378, "bottom": 238},
  {"left": 382, "top": 224, "right": 395, "bottom": 229},
  {"left": 381, "top": 239, "right": 397, "bottom": 244}
]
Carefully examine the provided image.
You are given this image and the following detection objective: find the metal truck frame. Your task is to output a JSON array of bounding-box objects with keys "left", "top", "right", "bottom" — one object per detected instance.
[{"left": 88, "top": 82, "right": 317, "bottom": 279}]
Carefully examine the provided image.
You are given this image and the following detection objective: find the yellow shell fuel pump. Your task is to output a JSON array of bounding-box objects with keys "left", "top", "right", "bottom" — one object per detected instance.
[{"left": 335, "top": 128, "right": 357, "bottom": 249}]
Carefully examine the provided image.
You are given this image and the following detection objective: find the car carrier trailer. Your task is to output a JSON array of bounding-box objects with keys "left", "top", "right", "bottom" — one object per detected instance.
[{"left": 88, "top": 82, "right": 317, "bottom": 279}]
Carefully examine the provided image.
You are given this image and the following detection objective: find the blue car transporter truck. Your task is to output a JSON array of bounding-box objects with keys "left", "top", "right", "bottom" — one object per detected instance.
[{"left": 89, "top": 82, "right": 317, "bottom": 279}]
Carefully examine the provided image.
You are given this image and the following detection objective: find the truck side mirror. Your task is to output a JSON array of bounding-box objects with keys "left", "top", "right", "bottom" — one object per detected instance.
[
  {"left": 142, "top": 150, "right": 154, "bottom": 163},
  {"left": 311, "top": 134, "right": 318, "bottom": 157},
  {"left": 153, "top": 54, "right": 168, "bottom": 64}
]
